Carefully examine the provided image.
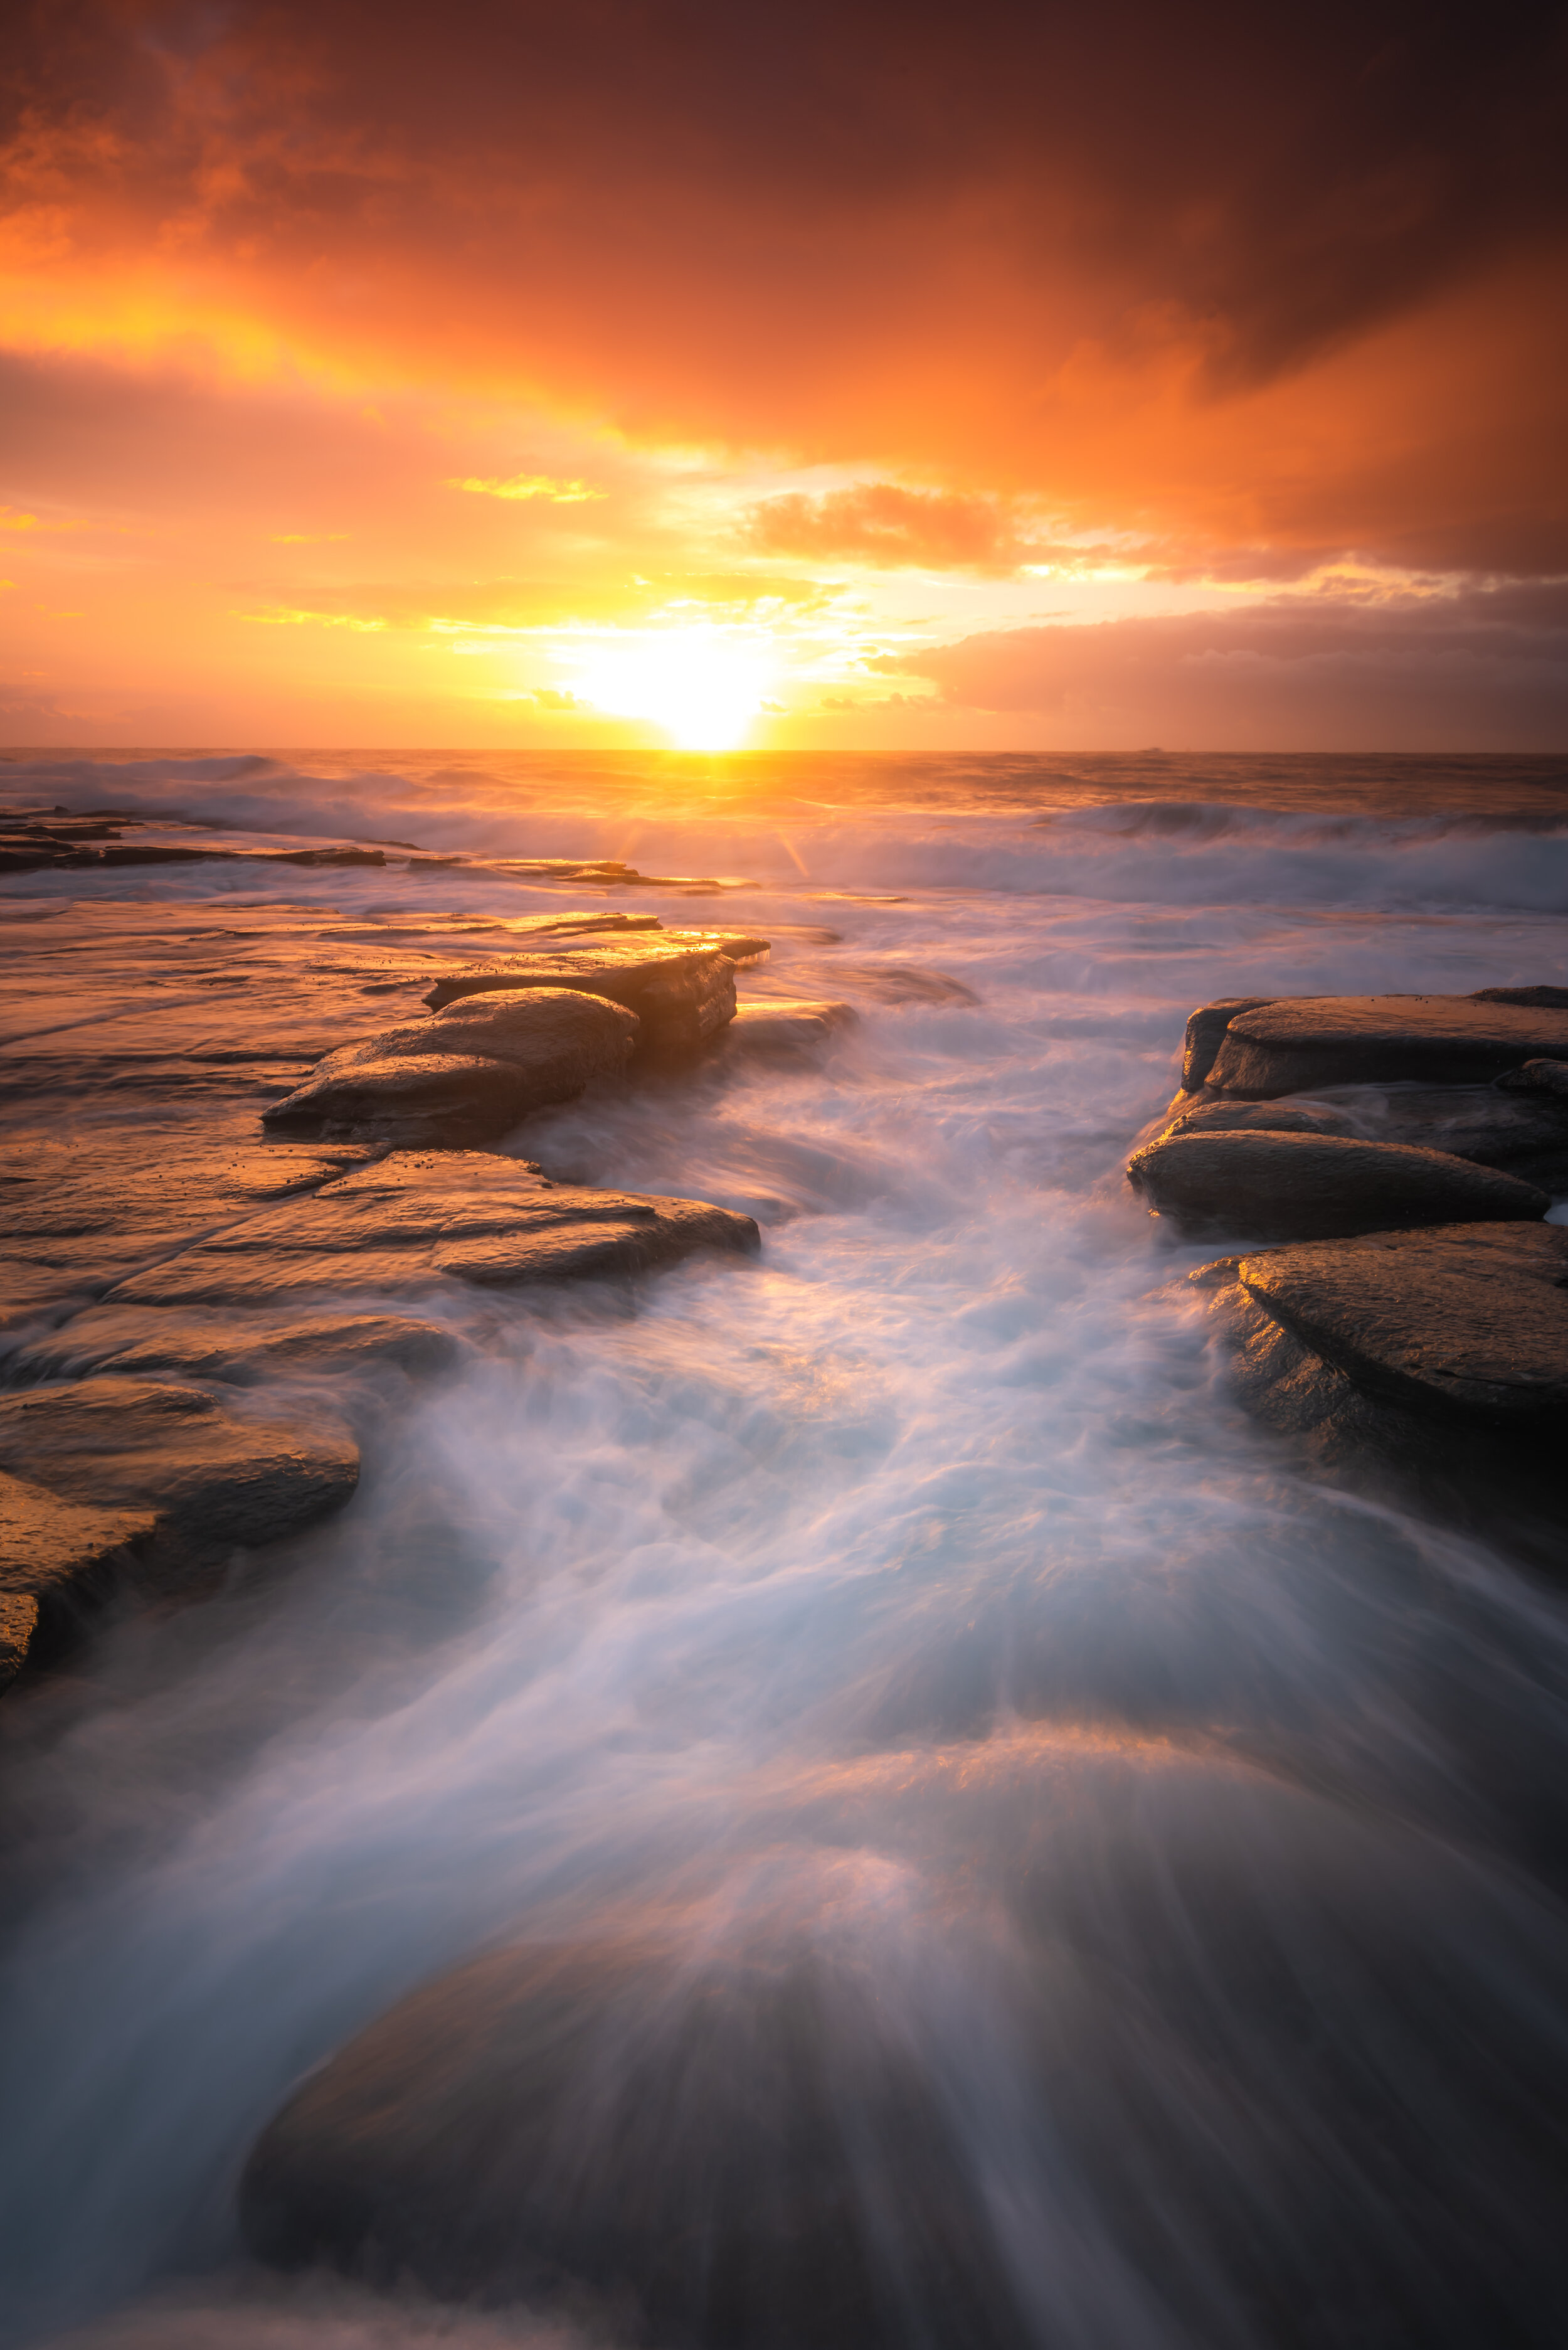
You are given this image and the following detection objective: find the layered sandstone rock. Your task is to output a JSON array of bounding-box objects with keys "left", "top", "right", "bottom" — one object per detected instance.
[
  {"left": 262, "top": 989, "right": 640, "bottom": 1146},
  {"left": 103, "top": 1152, "right": 759, "bottom": 1308},
  {"left": 422, "top": 930, "right": 767, "bottom": 1053}
]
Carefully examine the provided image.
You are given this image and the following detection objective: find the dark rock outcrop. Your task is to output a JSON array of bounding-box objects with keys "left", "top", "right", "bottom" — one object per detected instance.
[
  {"left": 262, "top": 989, "right": 640, "bottom": 1146},
  {"left": 423, "top": 933, "right": 769, "bottom": 1055},
  {"left": 1205, "top": 996, "right": 1568, "bottom": 1098},
  {"left": 1498, "top": 1057, "right": 1568, "bottom": 1100},
  {"left": 1180, "top": 996, "right": 1274, "bottom": 1090},
  {"left": 1128, "top": 1129, "right": 1547, "bottom": 1241},
  {"left": 1199, "top": 1225, "right": 1568, "bottom": 1573},
  {"left": 1237, "top": 1222, "right": 1568, "bottom": 1434},
  {"left": 240, "top": 1932, "right": 1029, "bottom": 2350}
]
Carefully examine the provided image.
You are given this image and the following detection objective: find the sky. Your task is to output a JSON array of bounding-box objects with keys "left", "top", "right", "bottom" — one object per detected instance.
[{"left": 3, "top": 0, "right": 1566, "bottom": 752}]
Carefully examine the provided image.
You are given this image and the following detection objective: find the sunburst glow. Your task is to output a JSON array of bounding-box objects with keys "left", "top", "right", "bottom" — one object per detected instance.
[{"left": 569, "top": 627, "right": 776, "bottom": 750}]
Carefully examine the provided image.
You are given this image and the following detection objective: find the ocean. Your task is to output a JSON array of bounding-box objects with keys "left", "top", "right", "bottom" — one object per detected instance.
[{"left": 2, "top": 748, "right": 1567, "bottom": 2348}]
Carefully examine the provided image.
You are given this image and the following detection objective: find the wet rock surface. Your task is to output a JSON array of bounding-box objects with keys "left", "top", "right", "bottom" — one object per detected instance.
[
  {"left": 1129, "top": 1129, "right": 1547, "bottom": 1240},
  {"left": 1180, "top": 995, "right": 1274, "bottom": 1090},
  {"left": 0, "top": 900, "right": 752, "bottom": 1119},
  {"left": 1150, "top": 989, "right": 1568, "bottom": 1564},
  {"left": 1198, "top": 1238, "right": 1568, "bottom": 1575},
  {"left": 1237, "top": 1223, "right": 1568, "bottom": 1433},
  {"left": 1205, "top": 994, "right": 1568, "bottom": 1097},
  {"left": 423, "top": 930, "right": 765, "bottom": 1054},
  {"left": 240, "top": 1932, "right": 1030, "bottom": 2350},
  {"left": 11, "top": 1304, "right": 468, "bottom": 1385},
  {"left": 263, "top": 989, "right": 640, "bottom": 1146}
]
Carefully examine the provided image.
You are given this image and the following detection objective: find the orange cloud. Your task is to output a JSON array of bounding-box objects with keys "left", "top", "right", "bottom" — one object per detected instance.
[
  {"left": 448, "top": 474, "right": 605, "bottom": 504},
  {"left": 741, "top": 486, "right": 1052, "bottom": 575}
]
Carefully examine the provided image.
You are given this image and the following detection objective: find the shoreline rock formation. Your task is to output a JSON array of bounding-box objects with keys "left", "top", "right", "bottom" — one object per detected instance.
[
  {"left": 0, "top": 886, "right": 808, "bottom": 1690},
  {"left": 1136, "top": 990, "right": 1568, "bottom": 1575}
]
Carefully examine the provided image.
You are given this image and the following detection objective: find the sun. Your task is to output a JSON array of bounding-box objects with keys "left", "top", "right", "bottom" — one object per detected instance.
[{"left": 569, "top": 625, "right": 775, "bottom": 750}]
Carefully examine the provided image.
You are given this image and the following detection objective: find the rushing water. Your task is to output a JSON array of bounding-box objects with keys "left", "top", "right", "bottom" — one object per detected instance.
[{"left": 3, "top": 752, "right": 1568, "bottom": 2349}]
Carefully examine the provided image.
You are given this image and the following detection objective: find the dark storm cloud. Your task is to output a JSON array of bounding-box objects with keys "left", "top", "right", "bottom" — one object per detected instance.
[
  {"left": 4, "top": 0, "right": 1567, "bottom": 603},
  {"left": 7, "top": 2, "right": 1565, "bottom": 385},
  {"left": 874, "top": 582, "right": 1568, "bottom": 750}
]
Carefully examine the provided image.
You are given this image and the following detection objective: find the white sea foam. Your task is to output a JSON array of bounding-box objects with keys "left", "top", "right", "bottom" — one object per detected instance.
[{"left": 2, "top": 753, "right": 1567, "bottom": 2346}]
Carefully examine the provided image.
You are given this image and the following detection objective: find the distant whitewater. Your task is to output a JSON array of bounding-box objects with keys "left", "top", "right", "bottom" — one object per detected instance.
[{"left": 4, "top": 745, "right": 1568, "bottom": 912}]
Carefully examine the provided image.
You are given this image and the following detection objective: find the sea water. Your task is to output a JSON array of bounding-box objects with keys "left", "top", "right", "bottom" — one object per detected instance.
[{"left": 1, "top": 751, "right": 1567, "bottom": 2349}]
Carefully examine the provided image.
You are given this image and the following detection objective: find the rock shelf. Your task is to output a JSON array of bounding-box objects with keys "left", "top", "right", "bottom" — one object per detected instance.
[
  {"left": 1197, "top": 993, "right": 1568, "bottom": 1098},
  {"left": 0, "top": 881, "right": 797, "bottom": 1689}
]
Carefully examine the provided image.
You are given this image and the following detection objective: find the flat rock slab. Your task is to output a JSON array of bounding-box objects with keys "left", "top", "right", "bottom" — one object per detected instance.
[
  {"left": 1128, "top": 1129, "right": 1547, "bottom": 1240},
  {"left": 11, "top": 1305, "right": 467, "bottom": 1385},
  {"left": 422, "top": 932, "right": 765, "bottom": 1053},
  {"left": 0, "top": 1136, "right": 375, "bottom": 1325},
  {"left": 1238, "top": 1222, "right": 1568, "bottom": 1434},
  {"left": 262, "top": 989, "right": 639, "bottom": 1146},
  {"left": 0, "top": 900, "right": 747, "bottom": 1121},
  {"left": 105, "top": 1152, "right": 760, "bottom": 1306},
  {"left": 1207, "top": 996, "right": 1568, "bottom": 1097},
  {"left": 241, "top": 1932, "right": 1024, "bottom": 2350}
]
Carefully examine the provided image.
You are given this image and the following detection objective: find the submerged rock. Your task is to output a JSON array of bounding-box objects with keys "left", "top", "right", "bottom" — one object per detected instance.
[
  {"left": 0, "top": 1379, "right": 358, "bottom": 1676},
  {"left": 1205, "top": 995, "right": 1568, "bottom": 1097},
  {"left": 423, "top": 932, "right": 766, "bottom": 1055},
  {"left": 263, "top": 989, "right": 639, "bottom": 1146},
  {"left": 718, "top": 999, "right": 858, "bottom": 1057},
  {"left": 240, "top": 1932, "right": 1029, "bottom": 2350},
  {"left": 1128, "top": 1129, "right": 1547, "bottom": 1240}
]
